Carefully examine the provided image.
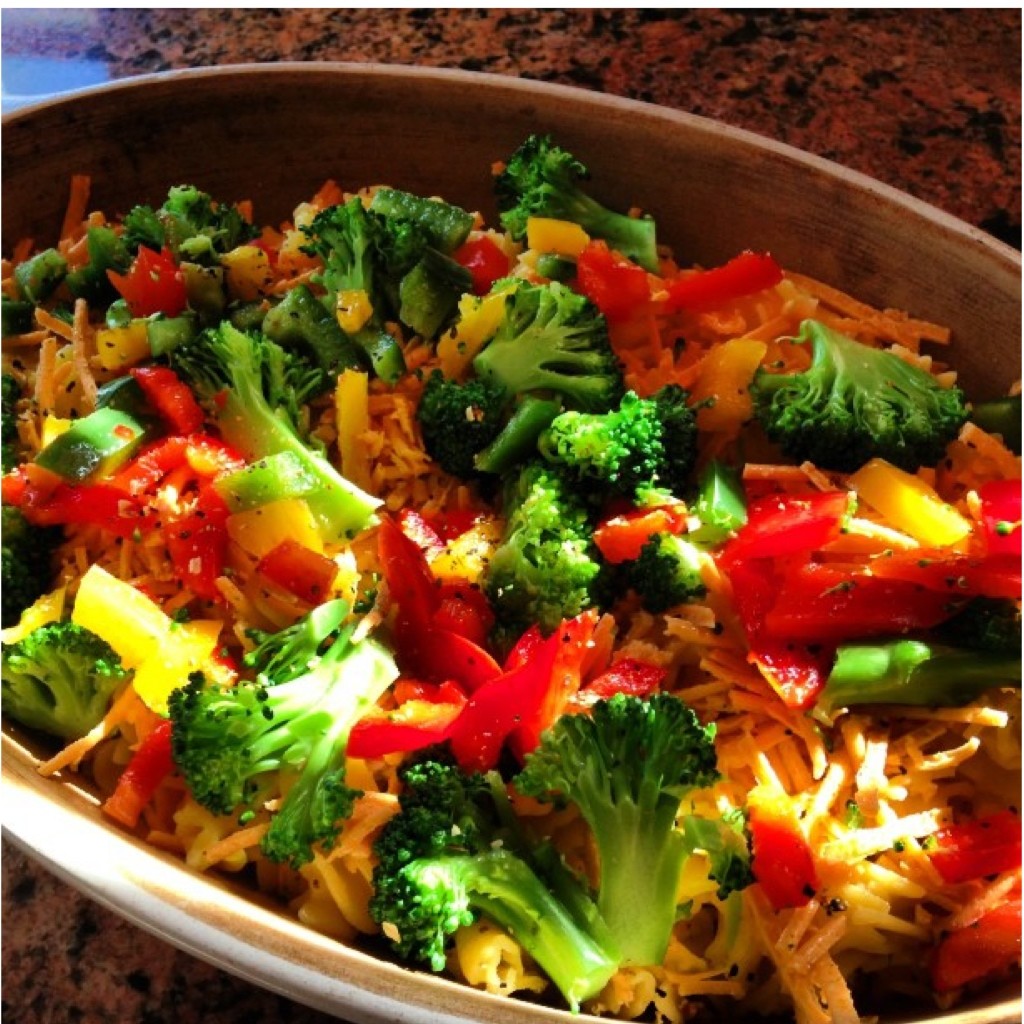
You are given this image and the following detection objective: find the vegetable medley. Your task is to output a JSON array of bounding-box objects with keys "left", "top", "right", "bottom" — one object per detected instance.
[{"left": 2, "top": 136, "right": 1021, "bottom": 1023}]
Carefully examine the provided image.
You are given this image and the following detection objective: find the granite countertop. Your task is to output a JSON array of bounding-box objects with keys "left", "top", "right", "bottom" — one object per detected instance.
[{"left": 1, "top": 9, "right": 1020, "bottom": 1024}]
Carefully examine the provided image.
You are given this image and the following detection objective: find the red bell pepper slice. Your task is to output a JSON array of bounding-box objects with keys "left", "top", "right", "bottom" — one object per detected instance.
[
  {"left": 583, "top": 658, "right": 667, "bottom": 699},
  {"left": 762, "top": 562, "right": 960, "bottom": 643},
  {"left": 102, "top": 719, "right": 175, "bottom": 829},
  {"left": 397, "top": 508, "right": 446, "bottom": 556},
  {"left": 575, "top": 240, "right": 651, "bottom": 324},
  {"left": 379, "top": 514, "right": 439, "bottom": 635},
  {"left": 165, "top": 484, "right": 230, "bottom": 601},
  {"left": 433, "top": 580, "right": 495, "bottom": 647},
  {"left": 408, "top": 627, "right": 502, "bottom": 693},
  {"left": 664, "top": 250, "right": 784, "bottom": 314},
  {"left": 108, "top": 246, "right": 188, "bottom": 318},
  {"left": 720, "top": 490, "right": 851, "bottom": 567},
  {"left": 978, "top": 479, "right": 1022, "bottom": 559},
  {"left": 348, "top": 693, "right": 468, "bottom": 760},
  {"left": 130, "top": 366, "right": 205, "bottom": 436},
  {"left": 257, "top": 538, "right": 339, "bottom": 606},
  {"left": 452, "top": 236, "right": 511, "bottom": 296},
  {"left": 749, "top": 801, "right": 820, "bottom": 910},
  {"left": 423, "top": 506, "right": 486, "bottom": 543},
  {"left": 593, "top": 504, "right": 690, "bottom": 564},
  {"left": 111, "top": 434, "right": 243, "bottom": 495},
  {"left": 931, "top": 898, "right": 1023, "bottom": 993},
  {"left": 928, "top": 810, "right": 1022, "bottom": 885}
]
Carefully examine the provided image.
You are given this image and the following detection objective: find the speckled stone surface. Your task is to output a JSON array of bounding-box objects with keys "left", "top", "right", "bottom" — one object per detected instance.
[{"left": 1, "top": 9, "right": 1020, "bottom": 1024}]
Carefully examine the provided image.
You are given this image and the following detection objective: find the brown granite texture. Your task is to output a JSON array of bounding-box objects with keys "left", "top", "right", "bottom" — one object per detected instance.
[{"left": 1, "top": 9, "right": 1021, "bottom": 1024}]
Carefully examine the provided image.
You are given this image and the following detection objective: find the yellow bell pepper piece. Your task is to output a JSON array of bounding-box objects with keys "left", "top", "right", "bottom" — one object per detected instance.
[
  {"left": 227, "top": 497, "right": 324, "bottom": 558},
  {"left": 94, "top": 321, "right": 151, "bottom": 371},
  {"left": 132, "top": 618, "right": 223, "bottom": 715},
  {"left": 221, "top": 244, "right": 274, "bottom": 302},
  {"left": 40, "top": 415, "right": 71, "bottom": 448},
  {"left": 436, "top": 285, "right": 514, "bottom": 379},
  {"left": 0, "top": 586, "right": 66, "bottom": 645},
  {"left": 72, "top": 565, "right": 171, "bottom": 669},
  {"left": 335, "top": 369, "right": 373, "bottom": 492},
  {"left": 526, "top": 217, "right": 591, "bottom": 258},
  {"left": 429, "top": 519, "right": 505, "bottom": 585},
  {"left": 691, "top": 339, "right": 768, "bottom": 433},
  {"left": 848, "top": 458, "right": 972, "bottom": 548},
  {"left": 336, "top": 289, "right": 374, "bottom": 334}
]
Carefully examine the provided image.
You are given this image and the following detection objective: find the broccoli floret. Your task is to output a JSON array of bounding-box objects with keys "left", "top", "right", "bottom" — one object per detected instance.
[
  {"left": 2, "top": 373, "right": 23, "bottom": 471},
  {"left": 495, "top": 135, "right": 659, "bottom": 273},
  {"left": 485, "top": 462, "right": 603, "bottom": 636},
  {"left": 1, "top": 506, "right": 61, "bottom": 629},
  {"left": 623, "top": 533, "right": 707, "bottom": 614},
  {"left": 538, "top": 386, "right": 698, "bottom": 497},
  {"left": 936, "top": 598, "right": 1022, "bottom": 655},
  {"left": 170, "top": 321, "right": 380, "bottom": 541},
  {"left": 416, "top": 370, "right": 509, "bottom": 478},
  {"left": 370, "top": 756, "right": 619, "bottom": 1010},
  {"left": 751, "top": 319, "right": 969, "bottom": 473},
  {"left": 679, "top": 809, "right": 754, "bottom": 902},
  {"left": 516, "top": 693, "right": 725, "bottom": 966},
  {"left": 123, "top": 184, "right": 258, "bottom": 264},
  {"left": 169, "top": 600, "right": 399, "bottom": 868},
  {"left": 816, "top": 638, "right": 1022, "bottom": 719},
  {"left": 1, "top": 622, "right": 130, "bottom": 739},
  {"left": 472, "top": 279, "right": 623, "bottom": 414}
]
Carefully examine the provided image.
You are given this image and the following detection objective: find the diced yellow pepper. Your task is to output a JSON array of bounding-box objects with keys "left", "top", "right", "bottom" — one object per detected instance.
[
  {"left": 94, "top": 322, "right": 151, "bottom": 371},
  {"left": 691, "top": 339, "right": 768, "bottom": 433},
  {"left": 336, "top": 289, "right": 373, "bottom": 334},
  {"left": 227, "top": 498, "right": 324, "bottom": 559},
  {"left": 40, "top": 415, "right": 71, "bottom": 448},
  {"left": 221, "top": 244, "right": 274, "bottom": 302},
  {"left": 335, "top": 369, "right": 373, "bottom": 492},
  {"left": 848, "top": 458, "right": 972, "bottom": 548},
  {"left": 0, "top": 586, "right": 66, "bottom": 645},
  {"left": 132, "top": 619, "right": 223, "bottom": 715},
  {"left": 526, "top": 217, "right": 591, "bottom": 258},
  {"left": 429, "top": 519, "right": 505, "bottom": 585},
  {"left": 72, "top": 565, "right": 171, "bottom": 669},
  {"left": 436, "top": 285, "right": 515, "bottom": 379}
]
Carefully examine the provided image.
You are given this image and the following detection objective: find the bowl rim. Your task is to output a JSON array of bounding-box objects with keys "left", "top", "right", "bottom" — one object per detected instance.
[{"left": 2, "top": 61, "right": 1021, "bottom": 1024}]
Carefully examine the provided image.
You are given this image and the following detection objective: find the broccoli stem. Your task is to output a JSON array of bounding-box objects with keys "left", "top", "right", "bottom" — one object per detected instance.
[
  {"left": 970, "top": 395, "right": 1022, "bottom": 454},
  {"left": 422, "top": 850, "right": 619, "bottom": 1009},
  {"left": 473, "top": 395, "right": 562, "bottom": 476},
  {"left": 817, "top": 640, "right": 1022, "bottom": 718}
]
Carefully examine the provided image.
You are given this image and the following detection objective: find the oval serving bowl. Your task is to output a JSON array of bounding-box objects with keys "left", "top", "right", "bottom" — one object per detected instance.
[{"left": 2, "top": 63, "right": 1021, "bottom": 1024}]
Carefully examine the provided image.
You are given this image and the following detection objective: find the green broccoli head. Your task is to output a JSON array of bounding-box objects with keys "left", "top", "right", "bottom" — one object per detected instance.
[
  {"left": 370, "top": 756, "right": 619, "bottom": 1009},
  {"left": 1, "top": 622, "right": 129, "bottom": 739},
  {"left": 625, "top": 533, "right": 707, "bottom": 614},
  {"left": 495, "top": 135, "right": 659, "bottom": 272},
  {"left": 485, "top": 462, "right": 603, "bottom": 636},
  {"left": 516, "top": 693, "right": 721, "bottom": 966},
  {"left": 123, "top": 184, "right": 258, "bottom": 264},
  {"left": 416, "top": 370, "right": 509, "bottom": 478},
  {"left": 472, "top": 279, "right": 623, "bottom": 414},
  {"left": 169, "top": 605, "right": 399, "bottom": 867},
  {"left": 538, "top": 385, "right": 698, "bottom": 497},
  {"left": 751, "top": 319, "right": 969, "bottom": 473},
  {"left": 1, "top": 505, "right": 61, "bottom": 629}
]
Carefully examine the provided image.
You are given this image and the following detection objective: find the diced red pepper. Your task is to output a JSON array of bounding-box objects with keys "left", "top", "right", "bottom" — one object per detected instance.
[
  {"left": 749, "top": 801, "right": 820, "bottom": 910},
  {"left": 978, "top": 479, "right": 1022, "bottom": 559},
  {"left": 720, "top": 490, "right": 851, "bottom": 567},
  {"left": 423, "top": 507, "right": 485, "bottom": 543},
  {"left": 575, "top": 240, "right": 651, "bottom": 324},
  {"left": 102, "top": 719, "right": 175, "bottom": 829},
  {"left": 593, "top": 505, "right": 690, "bottom": 564},
  {"left": 664, "top": 250, "right": 784, "bottom": 314},
  {"left": 11, "top": 476, "right": 152, "bottom": 538},
  {"left": 928, "top": 810, "right": 1022, "bottom": 885},
  {"left": 452, "top": 236, "right": 511, "bottom": 296},
  {"left": 108, "top": 246, "right": 188, "bottom": 318},
  {"left": 130, "top": 366, "right": 205, "bottom": 435},
  {"left": 931, "top": 899, "right": 1023, "bottom": 993},
  {"left": 583, "top": 658, "right": 667, "bottom": 699},
  {"left": 165, "top": 484, "right": 230, "bottom": 601},
  {"left": 257, "top": 539, "right": 339, "bottom": 606},
  {"left": 348, "top": 694, "right": 468, "bottom": 760}
]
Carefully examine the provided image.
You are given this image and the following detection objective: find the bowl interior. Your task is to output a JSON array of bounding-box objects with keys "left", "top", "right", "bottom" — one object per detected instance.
[{"left": 2, "top": 63, "right": 1021, "bottom": 1024}]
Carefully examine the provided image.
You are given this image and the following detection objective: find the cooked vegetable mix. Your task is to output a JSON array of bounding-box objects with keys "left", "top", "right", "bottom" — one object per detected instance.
[{"left": 1, "top": 137, "right": 1020, "bottom": 1023}]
